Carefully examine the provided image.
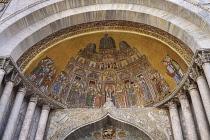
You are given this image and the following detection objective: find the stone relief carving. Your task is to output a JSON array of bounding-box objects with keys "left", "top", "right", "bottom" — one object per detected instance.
[{"left": 46, "top": 101, "right": 172, "bottom": 140}]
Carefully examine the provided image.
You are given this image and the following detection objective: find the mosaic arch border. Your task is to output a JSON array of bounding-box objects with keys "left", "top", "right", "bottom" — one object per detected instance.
[
  {"left": 17, "top": 20, "right": 194, "bottom": 71},
  {"left": 61, "top": 114, "right": 154, "bottom": 140}
]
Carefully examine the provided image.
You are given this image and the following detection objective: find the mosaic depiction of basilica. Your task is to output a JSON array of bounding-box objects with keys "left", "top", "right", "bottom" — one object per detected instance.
[{"left": 28, "top": 34, "right": 184, "bottom": 108}]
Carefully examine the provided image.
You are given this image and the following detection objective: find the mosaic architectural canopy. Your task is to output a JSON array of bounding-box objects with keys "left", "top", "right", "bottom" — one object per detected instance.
[{"left": 25, "top": 32, "right": 188, "bottom": 108}]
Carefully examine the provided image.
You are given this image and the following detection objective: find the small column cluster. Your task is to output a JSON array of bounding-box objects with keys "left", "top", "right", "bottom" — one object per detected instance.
[
  {"left": 0, "top": 58, "right": 51, "bottom": 140},
  {"left": 168, "top": 50, "right": 210, "bottom": 140}
]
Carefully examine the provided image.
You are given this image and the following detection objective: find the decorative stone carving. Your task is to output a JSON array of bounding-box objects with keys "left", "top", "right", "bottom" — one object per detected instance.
[
  {"left": 189, "top": 66, "right": 203, "bottom": 81},
  {"left": 0, "top": 58, "right": 14, "bottom": 74},
  {"left": 46, "top": 104, "right": 172, "bottom": 140},
  {"left": 198, "top": 51, "right": 210, "bottom": 63},
  {"left": 5, "top": 71, "right": 21, "bottom": 86},
  {"left": 183, "top": 79, "right": 197, "bottom": 91}
]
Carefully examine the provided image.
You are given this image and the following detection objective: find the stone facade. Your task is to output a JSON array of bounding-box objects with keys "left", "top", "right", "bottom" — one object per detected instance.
[{"left": 1, "top": 0, "right": 210, "bottom": 140}]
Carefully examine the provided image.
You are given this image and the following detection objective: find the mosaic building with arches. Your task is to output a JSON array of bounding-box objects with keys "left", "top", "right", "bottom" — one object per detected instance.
[{"left": 0, "top": 0, "right": 210, "bottom": 139}]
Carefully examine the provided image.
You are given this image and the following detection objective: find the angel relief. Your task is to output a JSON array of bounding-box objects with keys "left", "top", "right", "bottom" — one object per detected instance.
[{"left": 28, "top": 34, "right": 174, "bottom": 108}]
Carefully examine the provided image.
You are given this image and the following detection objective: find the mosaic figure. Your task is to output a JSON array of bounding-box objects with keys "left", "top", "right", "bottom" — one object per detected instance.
[
  {"left": 162, "top": 55, "right": 184, "bottom": 84},
  {"left": 29, "top": 57, "right": 56, "bottom": 92}
]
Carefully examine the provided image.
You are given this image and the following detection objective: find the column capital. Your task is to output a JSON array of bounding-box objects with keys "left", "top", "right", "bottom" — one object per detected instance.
[
  {"left": 178, "top": 91, "right": 188, "bottom": 101},
  {"left": 42, "top": 104, "right": 50, "bottom": 111},
  {"left": 168, "top": 100, "right": 178, "bottom": 110},
  {"left": 0, "top": 58, "right": 14, "bottom": 74},
  {"left": 184, "top": 79, "right": 197, "bottom": 92},
  {"left": 17, "top": 85, "right": 27, "bottom": 95},
  {"left": 189, "top": 66, "right": 204, "bottom": 81},
  {"left": 195, "top": 51, "right": 210, "bottom": 66},
  {"left": 30, "top": 95, "right": 39, "bottom": 104},
  {"left": 5, "top": 71, "right": 21, "bottom": 86}
]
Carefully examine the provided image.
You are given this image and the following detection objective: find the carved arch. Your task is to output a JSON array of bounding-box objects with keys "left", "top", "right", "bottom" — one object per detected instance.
[
  {"left": 63, "top": 114, "right": 152, "bottom": 140},
  {"left": 46, "top": 107, "right": 171, "bottom": 139}
]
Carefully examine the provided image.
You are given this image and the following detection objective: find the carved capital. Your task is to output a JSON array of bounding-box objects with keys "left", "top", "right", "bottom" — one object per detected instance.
[
  {"left": 5, "top": 71, "right": 21, "bottom": 86},
  {"left": 168, "top": 100, "right": 178, "bottom": 110},
  {"left": 42, "top": 104, "right": 51, "bottom": 111},
  {"left": 189, "top": 66, "right": 203, "bottom": 81},
  {"left": 195, "top": 51, "right": 210, "bottom": 67},
  {"left": 0, "top": 58, "right": 14, "bottom": 74},
  {"left": 178, "top": 90, "right": 188, "bottom": 101},
  {"left": 17, "top": 84, "right": 27, "bottom": 95},
  {"left": 183, "top": 79, "right": 197, "bottom": 91},
  {"left": 30, "top": 95, "right": 39, "bottom": 104}
]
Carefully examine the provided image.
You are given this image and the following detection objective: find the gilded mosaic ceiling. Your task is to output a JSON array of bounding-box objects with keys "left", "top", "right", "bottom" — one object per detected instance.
[{"left": 17, "top": 21, "right": 193, "bottom": 108}]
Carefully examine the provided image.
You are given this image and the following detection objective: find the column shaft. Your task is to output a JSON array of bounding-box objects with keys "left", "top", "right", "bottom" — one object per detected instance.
[
  {"left": 169, "top": 102, "right": 183, "bottom": 140},
  {"left": 197, "top": 76, "right": 210, "bottom": 124},
  {"left": 35, "top": 105, "right": 50, "bottom": 140},
  {"left": 18, "top": 96, "right": 38, "bottom": 140},
  {"left": 0, "top": 81, "right": 14, "bottom": 124},
  {"left": 179, "top": 93, "right": 198, "bottom": 140},
  {"left": 2, "top": 87, "right": 26, "bottom": 140},
  {"left": 189, "top": 88, "right": 210, "bottom": 140},
  {"left": 202, "top": 63, "right": 210, "bottom": 88},
  {"left": 0, "top": 69, "right": 5, "bottom": 85}
]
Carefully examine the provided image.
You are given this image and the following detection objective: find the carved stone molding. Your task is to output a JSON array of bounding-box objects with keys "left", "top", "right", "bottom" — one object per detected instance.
[
  {"left": 46, "top": 101, "right": 172, "bottom": 140},
  {"left": 0, "top": 57, "right": 14, "bottom": 74}
]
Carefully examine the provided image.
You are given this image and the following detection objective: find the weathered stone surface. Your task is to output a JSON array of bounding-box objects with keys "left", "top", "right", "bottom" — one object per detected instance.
[{"left": 46, "top": 102, "right": 172, "bottom": 140}]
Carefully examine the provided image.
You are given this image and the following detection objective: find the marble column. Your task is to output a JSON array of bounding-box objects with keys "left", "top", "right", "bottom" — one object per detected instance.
[
  {"left": 187, "top": 83, "right": 210, "bottom": 140},
  {"left": 0, "top": 72, "right": 21, "bottom": 125},
  {"left": 190, "top": 67, "right": 210, "bottom": 124},
  {"left": 196, "top": 76, "right": 210, "bottom": 124},
  {"left": 196, "top": 51, "right": 210, "bottom": 87},
  {"left": 0, "top": 81, "right": 14, "bottom": 124},
  {"left": 168, "top": 101, "right": 183, "bottom": 140},
  {"left": 2, "top": 86, "right": 26, "bottom": 140},
  {"left": 35, "top": 105, "right": 50, "bottom": 140},
  {"left": 0, "top": 69, "right": 5, "bottom": 85},
  {"left": 18, "top": 95, "right": 38, "bottom": 140},
  {"left": 202, "top": 63, "right": 210, "bottom": 87},
  {"left": 178, "top": 92, "right": 198, "bottom": 140}
]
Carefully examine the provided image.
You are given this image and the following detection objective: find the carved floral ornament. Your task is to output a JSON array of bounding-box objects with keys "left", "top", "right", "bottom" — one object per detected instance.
[{"left": 47, "top": 100, "right": 172, "bottom": 140}]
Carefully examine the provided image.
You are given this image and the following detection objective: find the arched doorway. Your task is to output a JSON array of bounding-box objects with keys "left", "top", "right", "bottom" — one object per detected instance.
[{"left": 64, "top": 116, "right": 152, "bottom": 140}]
